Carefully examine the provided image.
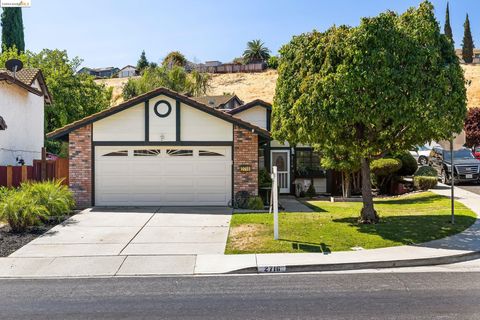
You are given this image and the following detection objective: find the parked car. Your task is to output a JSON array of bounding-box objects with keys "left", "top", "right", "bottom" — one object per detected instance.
[
  {"left": 473, "top": 146, "right": 480, "bottom": 160},
  {"left": 410, "top": 145, "right": 433, "bottom": 166},
  {"left": 429, "top": 147, "right": 480, "bottom": 184}
]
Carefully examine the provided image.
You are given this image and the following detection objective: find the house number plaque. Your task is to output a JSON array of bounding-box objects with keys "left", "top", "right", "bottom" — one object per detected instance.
[{"left": 239, "top": 165, "right": 252, "bottom": 173}]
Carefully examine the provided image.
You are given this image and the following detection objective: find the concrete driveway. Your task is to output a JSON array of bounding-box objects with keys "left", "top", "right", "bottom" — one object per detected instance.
[{"left": 10, "top": 207, "right": 232, "bottom": 258}]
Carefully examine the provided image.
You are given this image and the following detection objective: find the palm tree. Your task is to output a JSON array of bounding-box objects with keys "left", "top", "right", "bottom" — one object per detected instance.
[{"left": 243, "top": 39, "right": 271, "bottom": 63}]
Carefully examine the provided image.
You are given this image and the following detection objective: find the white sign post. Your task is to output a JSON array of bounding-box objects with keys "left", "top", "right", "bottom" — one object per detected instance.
[{"left": 272, "top": 166, "right": 279, "bottom": 240}]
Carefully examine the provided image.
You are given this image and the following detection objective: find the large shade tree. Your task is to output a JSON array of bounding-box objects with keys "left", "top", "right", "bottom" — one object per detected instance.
[
  {"left": 465, "top": 108, "right": 480, "bottom": 148},
  {"left": 273, "top": 1, "right": 467, "bottom": 223}
]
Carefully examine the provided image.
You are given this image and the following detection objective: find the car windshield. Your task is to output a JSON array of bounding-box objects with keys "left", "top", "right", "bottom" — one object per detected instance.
[
  {"left": 475, "top": 147, "right": 480, "bottom": 152},
  {"left": 444, "top": 149, "right": 475, "bottom": 160},
  {"left": 417, "top": 146, "right": 430, "bottom": 151}
]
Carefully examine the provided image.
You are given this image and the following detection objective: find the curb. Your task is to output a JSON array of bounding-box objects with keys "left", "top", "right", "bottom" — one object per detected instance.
[{"left": 228, "top": 250, "right": 480, "bottom": 274}]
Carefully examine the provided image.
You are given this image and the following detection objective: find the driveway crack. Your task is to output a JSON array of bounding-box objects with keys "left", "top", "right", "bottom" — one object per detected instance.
[{"left": 118, "top": 211, "right": 156, "bottom": 256}]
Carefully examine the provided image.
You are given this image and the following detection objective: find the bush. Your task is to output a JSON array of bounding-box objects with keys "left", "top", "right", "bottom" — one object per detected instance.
[
  {"left": 259, "top": 168, "right": 272, "bottom": 188},
  {"left": 414, "top": 176, "right": 438, "bottom": 190},
  {"left": 267, "top": 56, "right": 279, "bottom": 69},
  {"left": 370, "top": 158, "right": 402, "bottom": 176},
  {"left": 394, "top": 152, "right": 418, "bottom": 176},
  {"left": 305, "top": 184, "right": 316, "bottom": 198},
  {"left": 370, "top": 158, "right": 402, "bottom": 194},
  {"left": 0, "top": 190, "right": 48, "bottom": 233},
  {"left": 21, "top": 180, "right": 75, "bottom": 218},
  {"left": 247, "top": 196, "right": 264, "bottom": 210},
  {"left": 415, "top": 166, "right": 438, "bottom": 177}
]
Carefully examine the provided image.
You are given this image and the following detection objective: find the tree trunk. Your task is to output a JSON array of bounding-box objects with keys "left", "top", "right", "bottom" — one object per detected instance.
[
  {"left": 342, "top": 172, "right": 352, "bottom": 198},
  {"left": 360, "top": 157, "right": 379, "bottom": 224}
]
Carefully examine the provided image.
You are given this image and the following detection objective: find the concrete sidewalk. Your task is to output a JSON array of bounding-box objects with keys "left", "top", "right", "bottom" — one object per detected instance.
[{"left": 0, "top": 185, "right": 479, "bottom": 278}]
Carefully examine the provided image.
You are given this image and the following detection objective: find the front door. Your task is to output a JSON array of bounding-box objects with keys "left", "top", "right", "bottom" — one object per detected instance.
[{"left": 271, "top": 150, "right": 290, "bottom": 193}]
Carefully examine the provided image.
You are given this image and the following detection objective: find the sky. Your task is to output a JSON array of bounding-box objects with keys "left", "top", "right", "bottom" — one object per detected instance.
[{"left": 6, "top": 0, "right": 480, "bottom": 68}]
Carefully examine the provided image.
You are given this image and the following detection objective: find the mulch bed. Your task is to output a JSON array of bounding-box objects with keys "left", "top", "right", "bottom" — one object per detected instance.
[{"left": 0, "top": 218, "right": 68, "bottom": 257}]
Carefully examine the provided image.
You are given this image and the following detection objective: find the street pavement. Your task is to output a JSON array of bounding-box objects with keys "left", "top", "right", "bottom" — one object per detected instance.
[
  {"left": 0, "top": 271, "right": 479, "bottom": 319},
  {"left": 457, "top": 182, "right": 480, "bottom": 195}
]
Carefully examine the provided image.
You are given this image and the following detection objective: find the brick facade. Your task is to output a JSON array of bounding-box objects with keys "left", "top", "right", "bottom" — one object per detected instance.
[
  {"left": 69, "top": 124, "right": 92, "bottom": 208},
  {"left": 233, "top": 125, "right": 259, "bottom": 197}
]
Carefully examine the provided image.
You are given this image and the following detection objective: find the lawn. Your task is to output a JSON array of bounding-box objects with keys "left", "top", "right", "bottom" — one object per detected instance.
[{"left": 225, "top": 192, "right": 477, "bottom": 254}]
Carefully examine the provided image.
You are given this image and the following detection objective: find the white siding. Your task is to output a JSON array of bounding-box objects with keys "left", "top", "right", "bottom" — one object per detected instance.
[
  {"left": 149, "top": 95, "right": 176, "bottom": 141},
  {"left": 93, "top": 103, "right": 145, "bottom": 141},
  {"left": 0, "top": 83, "right": 44, "bottom": 166},
  {"left": 181, "top": 103, "right": 233, "bottom": 141},
  {"left": 234, "top": 106, "right": 267, "bottom": 129}
]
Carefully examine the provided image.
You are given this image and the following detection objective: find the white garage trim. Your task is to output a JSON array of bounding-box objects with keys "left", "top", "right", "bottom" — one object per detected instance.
[{"left": 94, "top": 146, "right": 232, "bottom": 206}]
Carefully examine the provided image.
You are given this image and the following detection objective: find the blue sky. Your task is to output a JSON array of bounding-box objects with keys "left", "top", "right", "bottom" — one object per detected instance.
[{"left": 10, "top": 0, "right": 480, "bottom": 68}]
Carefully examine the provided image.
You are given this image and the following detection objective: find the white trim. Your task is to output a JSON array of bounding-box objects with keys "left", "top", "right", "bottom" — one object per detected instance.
[{"left": 270, "top": 149, "right": 290, "bottom": 194}]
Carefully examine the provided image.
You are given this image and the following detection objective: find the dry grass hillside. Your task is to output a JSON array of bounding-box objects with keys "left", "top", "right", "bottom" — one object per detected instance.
[{"left": 96, "top": 66, "right": 479, "bottom": 108}]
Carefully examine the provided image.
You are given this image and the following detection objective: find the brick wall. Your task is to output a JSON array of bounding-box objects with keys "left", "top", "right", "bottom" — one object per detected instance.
[
  {"left": 69, "top": 124, "right": 92, "bottom": 208},
  {"left": 233, "top": 125, "right": 258, "bottom": 197}
]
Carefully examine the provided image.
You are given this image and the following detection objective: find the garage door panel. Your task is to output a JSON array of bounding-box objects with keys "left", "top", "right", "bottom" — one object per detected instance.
[{"left": 95, "top": 146, "right": 232, "bottom": 206}]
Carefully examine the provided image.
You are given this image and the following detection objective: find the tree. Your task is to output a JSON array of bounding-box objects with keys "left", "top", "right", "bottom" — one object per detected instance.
[
  {"left": 1, "top": 8, "right": 25, "bottom": 53},
  {"left": 162, "top": 51, "right": 187, "bottom": 68},
  {"left": 0, "top": 47, "right": 112, "bottom": 154},
  {"left": 122, "top": 65, "right": 210, "bottom": 100},
  {"left": 243, "top": 39, "right": 270, "bottom": 63},
  {"left": 273, "top": 1, "right": 466, "bottom": 223},
  {"left": 465, "top": 107, "right": 480, "bottom": 148},
  {"left": 462, "top": 14, "right": 474, "bottom": 63},
  {"left": 444, "top": 2, "right": 453, "bottom": 43},
  {"left": 137, "top": 50, "right": 149, "bottom": 72}
]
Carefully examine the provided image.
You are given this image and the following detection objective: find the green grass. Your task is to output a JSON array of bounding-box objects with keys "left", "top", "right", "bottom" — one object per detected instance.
[{"left": 225, "top": 192, "right": 477, "bottom": 254}]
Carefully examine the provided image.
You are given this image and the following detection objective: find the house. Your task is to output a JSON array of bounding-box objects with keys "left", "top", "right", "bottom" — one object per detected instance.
[
  {"left": 0, "top": 68, "right": 52, "bottom": 166},
  {"left": 117, "top": 65, "right": 137, "bottom": 78},
  {"left": 455, "top": 48, "right": 480, "bottom": 64},
  {"left": 47, "top": 88, "right": 331, "bottom": 208},
  {"left": 191, "top": 94, "right": 243, "bottom": 110},
  {"left": 77, "top": 67, "right": 120, "bottom": 78}
]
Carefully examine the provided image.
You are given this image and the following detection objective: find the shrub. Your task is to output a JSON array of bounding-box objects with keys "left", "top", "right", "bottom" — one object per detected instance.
[
  {"left": 415, "top": 166, "right": 438, "bottom": 177},
  {"left": 0, "top": 190, "right": 48, "bottom": 233},
  {"left": 393, "top": 151, "right": 418, "bottom": 176},
  {"left": 414, "top": 176, "right": 438, "bottom": 190},
  {"left": 305, "top": 184, "right": 316, "bottom": 198},
  {"left": 259, "top": 168, "right": 272, "bottom": 188},
  {"left": 267, "top": 56, "right": 279, "bottom": 69},
  {"left": 21, "top": 180, "right": 75, "bottom": 218},
  {"left": 247, "top": 196, "right": 264, "bottom": 210},
  {"left": 370, "top": 158, "right": 402, "bottom": 194},
  {"left": 0, "top": 187, "right": 12, "bottom": 201}
]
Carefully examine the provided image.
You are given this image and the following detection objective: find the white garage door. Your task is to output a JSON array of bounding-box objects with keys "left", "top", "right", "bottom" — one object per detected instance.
[{"left": 94, "top": 146, "right": 232, "bottom": 206}]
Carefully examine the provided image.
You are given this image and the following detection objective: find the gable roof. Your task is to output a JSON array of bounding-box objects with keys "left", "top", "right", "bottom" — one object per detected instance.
[
  {"left": 46, "top": 87, "right": 270, "bottom": 140},
  {"left": 191, "top": 94, "right": 242, "bottom": 109},
  {"left": 119, "top": 65, "right": 137, "bottom": 71},
  {"left": 227, "top": 99, "right": 271, "bottom": 115},
  {"left": 0, "top": 68, "right": 52, "bottom": 103}
]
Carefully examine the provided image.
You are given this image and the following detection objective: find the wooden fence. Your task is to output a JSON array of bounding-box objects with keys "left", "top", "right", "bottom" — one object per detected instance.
[
  {"left": 196, "top": 62, "right": 266, "bottom": 74},
  {"left": 0, "top": 158, "right": 68, "bottom": 188}
]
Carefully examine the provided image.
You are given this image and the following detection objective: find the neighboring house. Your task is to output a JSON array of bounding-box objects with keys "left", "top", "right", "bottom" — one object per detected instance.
[
  {"left": 47, "top": 88, "right": 331, "bottom": 208},
  {"left": 117, "top": 65, "right": 137, "bottom": 78},
  {"left": 77, "top": 67, "right": 120, "bottom": 78},
  {"left": 455, "top": 48, "right": 480, "bottom": 64},
  {"left": 0, "top": 68, "right": 52, "bottom": 166},
  {"left": 191, "top": 94, "right": 243, "bottom": 110}
]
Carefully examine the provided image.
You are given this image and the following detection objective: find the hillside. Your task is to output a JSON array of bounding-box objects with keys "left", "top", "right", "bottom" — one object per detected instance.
[{"left": 96, "top": 66, "right": 479, "bottom": 108}]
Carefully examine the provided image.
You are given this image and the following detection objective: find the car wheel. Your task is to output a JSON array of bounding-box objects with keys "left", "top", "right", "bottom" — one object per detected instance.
[
  {"left": 418, "top": 156, "right": 428, "bottom": 166},
  {"left": 441, "top": 170, "right": 449, "bottom": 184}
]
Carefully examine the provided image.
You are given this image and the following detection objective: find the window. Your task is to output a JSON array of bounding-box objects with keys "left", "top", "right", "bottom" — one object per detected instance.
[
  {"left": 258, "top": 148, "right": 265, "bottom": 170},
  {"left": 102, "top": 150, "right": 128, "bottom": 157},
  {"left": 199, "top": 150, "right": 225, "bottom": 157},
  {"left": 167, "top": 149, "right": 193, "bottom": 156},
  {"left": 295, "top": 149, "right": 324, "bottom": 177},
  {"left": 134, "top": 149, "right": 162, "bottom": 156}
]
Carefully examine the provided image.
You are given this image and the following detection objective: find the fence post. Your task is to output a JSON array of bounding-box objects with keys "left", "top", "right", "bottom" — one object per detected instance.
[
  {"left": 21, "top": 165, "right": 27, "bottom": 183},
  {"left": 272, "top": 166, "right": 279, "bottom": 240},
  {"left": 6, "top": 166, "right": 12, "bottom": 187},
  {"left": 41, "top": 147, "right": 47, "bottom": 181}
]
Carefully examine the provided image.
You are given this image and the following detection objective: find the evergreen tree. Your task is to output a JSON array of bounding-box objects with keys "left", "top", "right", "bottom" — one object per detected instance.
[
  {"left": 1, "top": 8, "right": 25, "bottom": 53},
  {"left": 462, "top": 14, "right": 474, "bottom": 63},
  {"left": 136, "top": 50, "right": 149, "bottom": 72},
  {"left": 444, "top": 2, "right": 453, "bottom": 43}
]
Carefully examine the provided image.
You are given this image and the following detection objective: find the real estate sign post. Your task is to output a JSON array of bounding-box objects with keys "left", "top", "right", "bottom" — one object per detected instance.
[{"left": 272, "top": 166, "right": 279, "bottom": 240}]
